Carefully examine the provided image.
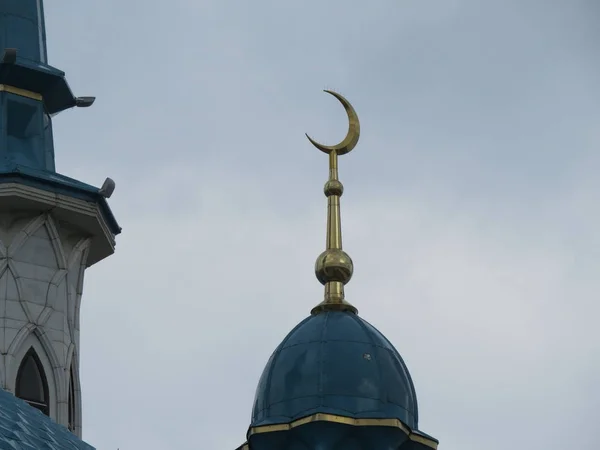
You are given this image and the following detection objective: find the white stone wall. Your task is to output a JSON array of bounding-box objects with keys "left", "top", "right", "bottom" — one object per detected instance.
[{"left": 0, "top": 211, "right": 90, "bottom": 437}]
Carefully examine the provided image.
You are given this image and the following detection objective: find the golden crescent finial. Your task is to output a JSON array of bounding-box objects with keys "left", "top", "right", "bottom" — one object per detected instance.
[
  {"left": 305, "top": 90, "right": 360, "bottom": 156},
  {"left": 307, "top": 90, "right": 359, "bottom": 315}
]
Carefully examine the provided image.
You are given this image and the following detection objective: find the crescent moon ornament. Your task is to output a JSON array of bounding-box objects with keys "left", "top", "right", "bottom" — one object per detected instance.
[
  {"left": 306, "top": 90, "right": 360, "bottom": 155},
  {"left": 307, "top": 89, "right": 360, "bottom": 315}
]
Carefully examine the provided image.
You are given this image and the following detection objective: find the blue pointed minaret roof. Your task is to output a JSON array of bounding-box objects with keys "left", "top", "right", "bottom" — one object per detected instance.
[{"left": 0, "top": 0, "right": 120, "bottom": 242}]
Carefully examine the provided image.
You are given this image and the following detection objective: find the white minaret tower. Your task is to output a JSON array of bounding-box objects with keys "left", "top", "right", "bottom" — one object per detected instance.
[{"left": 0, "top": 2, "right": 121, "bottom": 438}]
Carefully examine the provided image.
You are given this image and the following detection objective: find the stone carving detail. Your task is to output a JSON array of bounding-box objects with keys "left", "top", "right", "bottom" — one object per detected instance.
[{"left": 0, "top": 212, "right": 89, "bottom": 435}]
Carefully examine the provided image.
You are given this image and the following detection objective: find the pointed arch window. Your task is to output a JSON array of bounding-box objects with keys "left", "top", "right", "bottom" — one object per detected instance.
[
  {"left": 15, "top": 348, "right": 49, "bottom": 415},
  {"left": 68, "top": 364, "right": 75, "bottom": 432}
]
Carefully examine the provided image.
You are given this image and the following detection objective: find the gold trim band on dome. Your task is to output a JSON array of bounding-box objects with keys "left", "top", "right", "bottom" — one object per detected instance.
[
  {"left": 0, "top": 84, "right": 42, "bottom": 101},
  {"left": 247, "top": 413, "right": 438, "bottom": 449}
]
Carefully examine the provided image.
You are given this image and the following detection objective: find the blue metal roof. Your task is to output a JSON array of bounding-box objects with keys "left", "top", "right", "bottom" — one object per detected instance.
[
  {"left": 252, "top": 311, "right": 420, "bottom": 429},
  {"left": 247, "top": 312, "right": 439, "bottom": 449},
  {"left": 0, "top": 388, "right": 95, "bottom": 450}
]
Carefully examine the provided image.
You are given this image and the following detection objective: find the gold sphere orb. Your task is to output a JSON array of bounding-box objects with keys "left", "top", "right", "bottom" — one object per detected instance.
[
  {"left": 324, "top": 180, "right": 344, "bottom": 197},
  {"left": 315, "top": 249, "right": 354, "bottom": 285}
]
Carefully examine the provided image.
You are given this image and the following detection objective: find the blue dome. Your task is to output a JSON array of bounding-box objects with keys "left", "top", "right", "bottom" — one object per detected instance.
[{"left": 251, "top": 311, "right": 419, "bottom": 430}]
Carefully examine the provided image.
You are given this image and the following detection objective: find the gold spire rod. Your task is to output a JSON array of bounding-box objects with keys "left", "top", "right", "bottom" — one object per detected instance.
[{"left": 306, "top": 90, "right": 360, "bottom": 315}]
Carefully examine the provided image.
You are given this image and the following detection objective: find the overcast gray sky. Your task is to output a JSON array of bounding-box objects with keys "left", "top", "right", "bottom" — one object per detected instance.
[{"left": 44, "top": 1, "right": 599, "bottom": 449}]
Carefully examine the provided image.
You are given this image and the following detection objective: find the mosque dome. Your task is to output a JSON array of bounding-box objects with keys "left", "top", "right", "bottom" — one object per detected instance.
[
  {"left": 251, "top": 311, "right": 419, "bottom": 430},
  {"left": 238, "top": 91, "right": 438, "bottom": 450}
]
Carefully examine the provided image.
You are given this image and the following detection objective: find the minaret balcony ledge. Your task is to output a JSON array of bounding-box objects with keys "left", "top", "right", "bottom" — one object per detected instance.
[{"left": 0, "top": 179, "right": 120, "bottom": 267}]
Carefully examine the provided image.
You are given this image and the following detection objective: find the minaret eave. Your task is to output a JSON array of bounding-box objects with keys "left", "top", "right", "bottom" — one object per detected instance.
[
  {"left": 0, "top": 182, "right": 118, "bottom": 266},
  {"left": 0, "top": 60, "right": 77, "bottom": 114}
]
